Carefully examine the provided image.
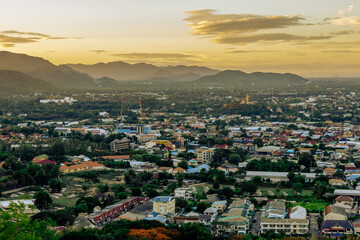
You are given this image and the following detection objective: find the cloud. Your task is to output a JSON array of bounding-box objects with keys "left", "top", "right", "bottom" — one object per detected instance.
[
  {"left": 329, "top": 16, "right": 360, "bottom": 25},
  {"left": 0, "top": 30, "right": 80, "bottom": 47},
  {"left": 337, "top": 5, "right": 355, "bottom": 16},
  {"left": 224, "top": 50, "right": 279, "bottom": 53},
  {"left": 213, "top": 33, "right": 332, "bottom": 45},
  {"left": 328, "top": 30, "right": 358, "bottom": 35},
  {"left": 90, "top": 50, "right": 108, "bottom": 54},
  {"left": 184, "top": 9, "right": 329, "bottom": 45},
  {"left": 323, "top": 50, "right": 360, "bottom": 54},
  {"left": 112, "top": 52, "right": 195, "bottom": 59},
  {"left": 184, "top": 9, "right": 306, "bottom": 35}
]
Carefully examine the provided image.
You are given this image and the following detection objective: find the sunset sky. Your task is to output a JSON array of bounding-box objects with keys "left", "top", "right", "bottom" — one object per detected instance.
[{"left": 1, "top": 0, "right": 360, "bottom": 77}]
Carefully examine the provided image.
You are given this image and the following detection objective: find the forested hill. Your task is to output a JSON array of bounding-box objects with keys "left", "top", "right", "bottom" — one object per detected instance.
[
  {"left": 193, "top": 70, "right": 308, "bottom": 86},
  {"left": 0, "top": 70, "right": 55, "bottom": 95}
]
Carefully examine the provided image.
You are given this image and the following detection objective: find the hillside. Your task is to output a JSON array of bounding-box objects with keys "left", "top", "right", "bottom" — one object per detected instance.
[
  {"left": 0, "top": 51, "right": 97, "bottom": 88},
  {"left": 0, "top": 70, "right": 55, "bottom": 95},
  {"left": 67, "top": 62, "right": 219, "bottom": 82},
  {"left": 194, "top": 70, "right": 307, "bottom": 86},
  {"left": 95, "top": 77, "right": 120, "bottom": 88}
]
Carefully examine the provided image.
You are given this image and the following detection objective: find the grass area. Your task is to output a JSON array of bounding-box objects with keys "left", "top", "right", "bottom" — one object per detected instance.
[
  {"left": 52, "top": 195, "right": 78, "bottom": 208},
  {"left": 291, "top": 202, "right": 328, "bottom": 213}
]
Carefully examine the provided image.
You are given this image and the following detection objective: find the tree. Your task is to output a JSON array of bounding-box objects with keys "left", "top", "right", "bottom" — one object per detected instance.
[
  {"left": 75, "top": 196, "right": 100, "bottom": 213},
  {"left": 81, "top": 184, "right": 89, "bottom": 192},
  {"left": 131, "top": 187, "right": 142, "bottom": 196},
  {"left": 213, "top": 181, "right": 220, "bottom": 189},
  {"left": 196, "top": 202, "right": 210, "bottom": 213},
  {"left": 313, "top": 182, "right": 327, "bottom": 199},
  {"left": 84, "top": 171, "right": 99, "bottom": 183},
  {"left": 178, "top": 160, "right": 188, "bottom": 170},
  {"left": 49, "top": 178, "right": 62, "bottom": 193},
  {"left": 180, "top": 223, "right": 212, "bottom": 240},
  {"left": 97, "top": 183, "right": 109, "bottom": 193},
  {"left": 252, "top": 176, "right": 262, "bottom": 184},
  {"left": 74, "top": 202, "right": 89, "bottom": 214},
  {"left": 176, "top": 198, "right": 188, "bottom": 211},
  {"left": 117, "top": 192, "right": 127, "bottom": 200},
  {"left": 34, "top": 190, "right": 52, "bottom": 209},
  {"left": 217, "top": 187, "right": 234, "bottom": 200},
  {"left": 253, "top": 138, "right": 264, "bottom": 147},
  {"left": 50, "top": 141, "right": 66, "bottom": 157},
  {"left": 0, "top": 202, "right": 56, "bottom": 239},
  {"left": 146, "top": 188, "right": 159, "bottom": 198},
  {"left": 59, "top": 229, "right": 98, "bottom": 240},
  {"left": 298, "top": 153, "right": 316, "bottom": 168},
  {"left": 228, "top": 154, "right": 241, "bottom": 165},
  {"left": 166, "top": 182, "right": 178, "bottom": 193},
  {"left": 176, "top": 173, "right": 184, "bottom": 187},
  {"left": 292, "top": 183, "right": 303, "bottom": 195},
  {"left": 31, "top": 209, "right": 76, "bottom": 226},
  {"left": 240, "top": 181, "right": 258, "bottom": 195}
]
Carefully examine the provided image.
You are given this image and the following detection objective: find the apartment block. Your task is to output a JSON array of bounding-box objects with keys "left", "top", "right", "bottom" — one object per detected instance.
[{"left": 152, "top": 196, "right": 175, "bottom": 216}]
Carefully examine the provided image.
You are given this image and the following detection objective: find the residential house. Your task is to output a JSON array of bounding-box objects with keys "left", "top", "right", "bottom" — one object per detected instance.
[
  {"left": 324, "top": 205, "right": 347, "bottom": 221},
  {"left": 212, "top": 200, "right": 227, "bottom": 213},
  {"left": 60, "top": 161, "right": 105, "bottom": 173},
  {"left": 329, "top": 178, "right": 347, "bottom": 187},
  {"left": 322, "top": 220, "right": 353, "bottom": 237},
  {"left": 174, "top": 187, "right": 193, "bottom": 199},
  {"left": 335, "top": 196, "right": 354, "bottom": 206},
  {"left": 173, "top": 167, "right": 186, "bottom": 174},
  {"left": 158, "top": 167, "right": 173, "bottom": 174},
  {"left": 323, "top": 167, "right": 336, "bottom": 176},
  {"left": 289, "top": 206, "right": 307, "bottom": 219}
]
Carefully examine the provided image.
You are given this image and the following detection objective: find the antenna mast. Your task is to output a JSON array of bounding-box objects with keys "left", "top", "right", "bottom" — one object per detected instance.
[
  {"left": 139, "top": 93, "right": 143, "bottom": 124},
  {"left": 120, "top": 93, "right": 124, "bottom": 124}
]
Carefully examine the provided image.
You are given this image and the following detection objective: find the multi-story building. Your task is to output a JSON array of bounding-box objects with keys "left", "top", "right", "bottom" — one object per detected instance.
[
  {"left": 110, "top": 138, "right": 131, "bottom": 152},
  {"left": 153, "top": 196, "right": 175, "bottom": 216},
  {"left": 217, "top": 199, "right": 254, "bottom": 235},
  {"left": 260, "top": 218, "right": 309, "bottom": 235},
  {"left": 137, "top": 134, "right": 157, "bottom": 143},
  {"left": 196, "top": 148, "right": 214, "bottom": 163},
  {"left": 260, "top": 201, "right": 309, "bottom": 235}
]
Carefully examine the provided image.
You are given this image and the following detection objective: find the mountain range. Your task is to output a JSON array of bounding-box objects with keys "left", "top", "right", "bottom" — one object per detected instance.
[
  {"left": 66, "top": 62, "right": 219, "bottom": 82},
  {"left": 0, "top": 51, "right": 309, "bottom": 94}
]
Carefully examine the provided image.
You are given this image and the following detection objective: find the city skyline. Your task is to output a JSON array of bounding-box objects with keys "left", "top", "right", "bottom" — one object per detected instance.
[{"left": 1, "top": 0, "right": 359, "bottom": 77}]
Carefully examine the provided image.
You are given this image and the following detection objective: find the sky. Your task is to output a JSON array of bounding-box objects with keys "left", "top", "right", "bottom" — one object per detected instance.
[{"left": 0, "top": 0, "right": 360, "bottom": 77}]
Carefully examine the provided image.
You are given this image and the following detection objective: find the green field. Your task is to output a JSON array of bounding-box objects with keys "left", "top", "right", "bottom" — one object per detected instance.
[{"left": 52, "top": 195, "right": 78, "bottom": 208}]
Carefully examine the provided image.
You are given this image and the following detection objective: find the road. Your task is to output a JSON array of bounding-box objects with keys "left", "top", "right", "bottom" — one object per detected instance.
[
  {"left": 309, "top": 213, "right": 320, "bottom": 240},
  {"left": 250, "top": 211, "right": 262, "bottom": 235}
]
